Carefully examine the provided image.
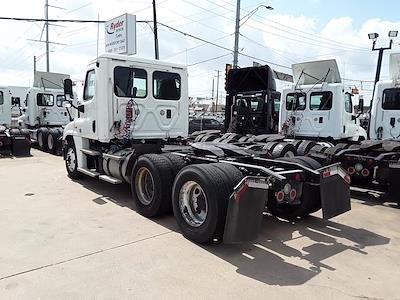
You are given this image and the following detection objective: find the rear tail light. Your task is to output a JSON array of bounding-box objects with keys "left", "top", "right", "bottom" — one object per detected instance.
[
  {"left": 361, "top": 168, "right": 370, "bottom": 177},
  {"left": 295, "top": 173, "right": 302, "bottom": 182},
  {"left": 344, "top": 175, "right": 351, "bottom": 184},
  {"left": 323, "top": 171, "right": 331, "bottom": 178},
  {"left": 347, "top": 166, "right": 355, "bottom": 175},
  {"left": 289, "top": 189, "right": 297, "bottom": 200},
  {"left": 367, "top": 159, "right": 375, "bottom": 166},
  {"left": 345, "top": 156, "right": 353, "bottom": 161},
  {"left": 276, "top": 191, "right": 285, "bottom": 202}
]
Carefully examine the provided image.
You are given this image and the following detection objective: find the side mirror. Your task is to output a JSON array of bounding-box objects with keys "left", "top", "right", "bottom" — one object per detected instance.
[
  {"left": 64, "top": 79, "right": 73, "bottom": 98},
  {"left": 78, "top": 104, "right": 85, "bottom": 113},
  {"left": 357, "top": 97, "right": 364, "bottom": 114}
]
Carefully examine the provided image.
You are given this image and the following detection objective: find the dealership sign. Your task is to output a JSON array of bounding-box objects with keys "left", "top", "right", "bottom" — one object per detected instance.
[{"left": 105, "top": 14, "right": 136, "bottom": 55}]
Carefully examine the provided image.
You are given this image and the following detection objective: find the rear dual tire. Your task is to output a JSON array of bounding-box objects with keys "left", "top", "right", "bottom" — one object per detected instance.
[{"left": 172, "top": 163, "right": 243, "bottom": 243}]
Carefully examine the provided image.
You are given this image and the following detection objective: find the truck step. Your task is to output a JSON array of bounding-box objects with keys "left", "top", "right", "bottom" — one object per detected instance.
[
  {"left": 99, "top": 175, "right": 122, "bottom": 184},
  {"left": 77, "top": 167, "right": 100, "bottom": 178},
  {"left": 81, "top": 148, "right": 101, "bottom": 156},
  {"left": 102, "top": 153, "right": 125, "bottom": 161}
]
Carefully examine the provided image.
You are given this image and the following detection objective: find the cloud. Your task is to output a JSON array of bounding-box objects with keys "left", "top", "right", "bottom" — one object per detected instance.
[{"left": 0, "top": 0, "right": 399, "bottom": 102}]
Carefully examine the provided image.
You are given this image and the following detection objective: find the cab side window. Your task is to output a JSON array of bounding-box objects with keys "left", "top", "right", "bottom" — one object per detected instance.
[
  {"left": 286, "top": 93, "right": 306, "bottom": 110},
  {"left": 56, "top": 95, "right": 65, "bottom": 107},
  {"left": 153, "top": 71, "right": 181, "bottom": 100},
  {"left": 344, "top": 93, "right": 353, "bottom": 113},
  {"left": 114, "top": 67, "right": 147, "bottom": 98},
  {"left": 0, "top": 91, "right": 3, "bottom": 105},
  {"left": 83, "top": 70, "right": 96, "bottom": 101},
  {"left": 382, "top": 88, "right": 400, "bottom": 110},
  {"left": 37, "top": 93, "right": 54, "bottom": 106},
  {"left": 310, "top": 92, "right": 333, "bottom": 110}
]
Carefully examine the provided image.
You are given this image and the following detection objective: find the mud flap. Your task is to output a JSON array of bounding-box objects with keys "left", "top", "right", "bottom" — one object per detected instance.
[
  {"left": 223, "top": 178, "right": 268, "bottom": 244},
  {"left": 320, "top": 173, "right": 351, "bottom": 219},
  {"left": 388, "top": 163, "right": 400, "bottom": 205}
]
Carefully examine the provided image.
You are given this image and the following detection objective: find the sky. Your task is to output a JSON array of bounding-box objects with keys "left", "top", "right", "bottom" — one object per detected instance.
[{"left": 0, "top": 0, "right": 399, "bottom": 102}]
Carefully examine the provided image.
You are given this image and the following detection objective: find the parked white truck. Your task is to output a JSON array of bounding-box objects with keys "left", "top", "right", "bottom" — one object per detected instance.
[
  {"left": 0, "top": 86, "right": 30, "bottom": 156},
  {"left": 61, "top": 53, "right": 351, "bottom": 244},
  {"left": 277, "top": 57, "right": 400, "bottom": 204},
  {"left": 20, "top": 71, "right": 74, "bottom": 154}
]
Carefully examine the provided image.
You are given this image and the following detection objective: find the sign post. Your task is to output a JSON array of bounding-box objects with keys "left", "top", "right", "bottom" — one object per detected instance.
[{"left": 105, "top": 14, "right": 136, "bottom": 55}]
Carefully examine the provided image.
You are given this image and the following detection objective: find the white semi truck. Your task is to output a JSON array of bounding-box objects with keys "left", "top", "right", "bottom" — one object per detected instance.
[
  {"left": 61, "top": 53, "right": 351, "bottom": 244},
  {"left": 277, "top": 57, "right": 400, "bottom": 204},
  {"left": 0, "top": 86, "right": 30, "bottom": 156},
  {"left": 20, "top": 71, "right": 74, "bottom": 154}
]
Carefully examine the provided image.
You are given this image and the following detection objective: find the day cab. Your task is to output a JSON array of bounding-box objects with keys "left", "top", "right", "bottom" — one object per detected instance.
[{"left": 279, "top": 59, "right": 367, "bottom": 142}]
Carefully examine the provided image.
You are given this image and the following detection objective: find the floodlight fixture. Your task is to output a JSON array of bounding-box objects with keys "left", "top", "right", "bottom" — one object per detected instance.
[
  {"left": 368, "top": 33, "right": 379, "bottom": 40},
  {"left": 389, "top": 30, "right": 398, "bottom": 38}
]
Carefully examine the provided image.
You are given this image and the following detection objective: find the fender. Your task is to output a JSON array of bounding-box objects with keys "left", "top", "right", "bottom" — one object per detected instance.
[{"left": 62, "top": 121, "right": 79, "bottom": 141}]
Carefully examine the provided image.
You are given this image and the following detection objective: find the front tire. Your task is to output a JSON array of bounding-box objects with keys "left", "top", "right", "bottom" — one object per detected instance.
[{"left": 65, "top": 138, "right": 82, "bottom": 179}]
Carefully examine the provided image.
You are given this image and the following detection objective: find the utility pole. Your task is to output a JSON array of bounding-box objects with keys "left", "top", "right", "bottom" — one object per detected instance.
[
  {"left": 215, "top": 70, "right": 220, "bottom": 113},
  {"left": 34, "top": 56, "right": 36, "bottom": 73},
  {"left": 211, "top": 78, "right": 215, "bottom": 113},
  {"left": 45, "top": 0, "right": 50, "bottom": 72},
  {"left": 153, "top": 0, "right": 159, "bottom": 59},
  {"left": 233, "top": 0, "right": 241, "bottom": 68}
]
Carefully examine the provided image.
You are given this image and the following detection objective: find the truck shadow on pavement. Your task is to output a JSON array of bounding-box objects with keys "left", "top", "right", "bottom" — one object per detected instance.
[
  {"left": 75, "top": 177, "right": 391, "bottom": 287},
  {"left": 350, "top": 188, "right": 398, "bottom": 208}
]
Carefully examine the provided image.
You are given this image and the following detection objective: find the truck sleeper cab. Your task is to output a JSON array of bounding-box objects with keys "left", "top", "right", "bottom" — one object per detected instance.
[{"left": 63, "top": 54, "right": 351, "bottom": 244}]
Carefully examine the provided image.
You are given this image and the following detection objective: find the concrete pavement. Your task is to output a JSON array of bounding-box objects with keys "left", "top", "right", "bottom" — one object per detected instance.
[{"left": 0, "top": 149, "right": 399, "bottom": 299}]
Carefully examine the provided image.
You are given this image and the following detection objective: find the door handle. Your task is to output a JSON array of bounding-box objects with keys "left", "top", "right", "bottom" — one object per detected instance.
[
  {"left": 390, "top": 117, "right": 395, "bottom": 127},
  {"left": 319, "top": 117, "right": 323, "bottom": 123}
]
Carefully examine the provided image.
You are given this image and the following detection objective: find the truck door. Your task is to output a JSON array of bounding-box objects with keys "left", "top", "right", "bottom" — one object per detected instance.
[
  {"left": 36, "top": 93, "right": 55, "bottom": 126},
  {"left": 74, "top": 69, "right": 97, "bottom": 139},
  {"left": 282, "top": 92, "right": 306, "bottom": 134},
  {"left": 0, "top": 89, "right": 8, "bottom": 125},
  {"left": 307, "top": 91, "right": 333, "bottom": 136},
  {"left": 380, "top": 88, "right": 400, "bottom": 139},
  {"left": 342, "top": 92, "right": 357, "bottom": 138}
]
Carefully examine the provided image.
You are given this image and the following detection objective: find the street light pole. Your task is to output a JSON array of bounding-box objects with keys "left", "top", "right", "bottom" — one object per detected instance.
[
  {"left": 45, "top": 0, "right": 49, "bottom": 72},
  {"left": 232, "top": 3, "right": 273, "bottom": 68},
  {"left": 232, "top": 0, "right": 241, "bottom": 68},
  {"left": 153, "top": 0, "right": 159, "bottom": 60},
  {"left": 372, "top": 39, "right": 393, "bottom": 85}
]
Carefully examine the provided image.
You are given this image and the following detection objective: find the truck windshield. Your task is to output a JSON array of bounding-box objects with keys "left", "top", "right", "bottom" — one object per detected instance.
[
  {"left": 382, "top": 88, "right": 400, "bottom": 110},
  {"left": 250, "top": 97, "right": 263, "bottom": 112},
  {"left": 286, "top": 93, "right": 305, "bottom": 110}
]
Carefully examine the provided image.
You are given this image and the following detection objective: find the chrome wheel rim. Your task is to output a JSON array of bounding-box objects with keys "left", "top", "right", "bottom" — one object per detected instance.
[
  {"left": 66, "top": 147, "right": 76, "bottom": 172},
  {"left": 179, "top": 181, "right": 208, "bottom": 227},
  {"left": 135, "top": 167, "right": 155, "bottom": 205}
]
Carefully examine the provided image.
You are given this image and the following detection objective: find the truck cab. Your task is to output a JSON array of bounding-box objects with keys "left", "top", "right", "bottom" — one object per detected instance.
[
  {"left": 280, "top": 59, "right": 367, "bottom": 142},
  {"left": 63, "top": 53, "right": 188, "bottom": 144},
  {"left": 369, "top": 53, "right": 400, "bottom": 140},
  {"left": 24, "top": 87, "right": 69, "bottom": 127},
  {"left": 224, "top": 66, "right": 281, "bottom": 135}
]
